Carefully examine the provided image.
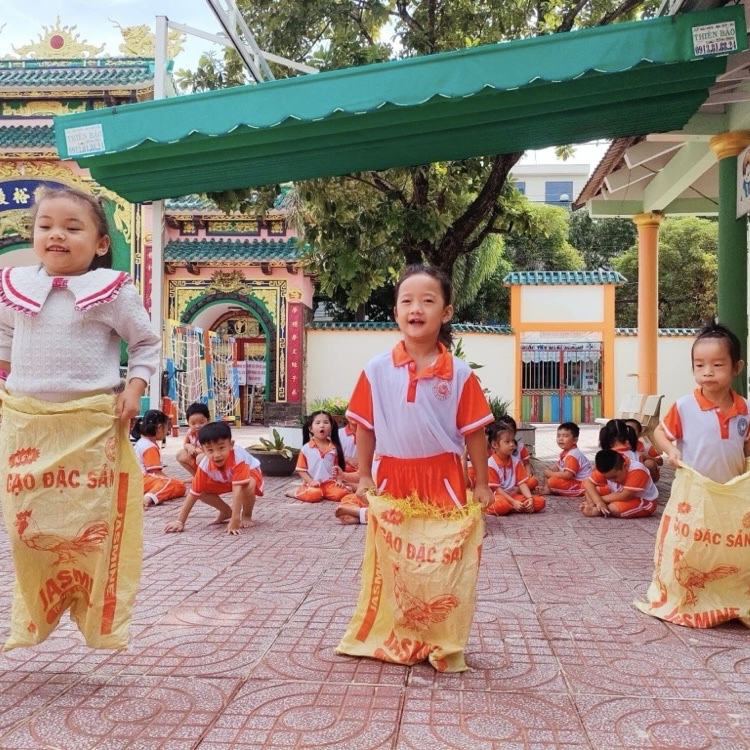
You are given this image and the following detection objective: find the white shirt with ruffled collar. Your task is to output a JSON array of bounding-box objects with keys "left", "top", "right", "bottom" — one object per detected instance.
[{"left": 0, "top": 265, "right": 161, "bottom": 402}]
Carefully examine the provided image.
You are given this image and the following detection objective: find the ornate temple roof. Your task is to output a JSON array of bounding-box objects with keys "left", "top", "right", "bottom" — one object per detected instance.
[
  {"left": 0, "top": 125, "right": 55, "bottom": 149},
  {"left": 164, "top": 238, "right": 301, "bottom": 262},
  {"left": 504, "top": 270, "right": 627, "bottom": 286},
  {"left": 308, "top": 322, "right": 512, "bottom": 334},
  {"left": 0, "top": 58, "right": 156, "bottom": 96}
]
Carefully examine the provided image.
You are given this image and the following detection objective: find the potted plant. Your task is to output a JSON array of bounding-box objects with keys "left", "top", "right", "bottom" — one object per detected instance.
[
  {"left": 248, "top": 429, "right": 300, "bottom": 476},
  {"left": 306, "top": 396, "right": 348, "bottom": 426}
]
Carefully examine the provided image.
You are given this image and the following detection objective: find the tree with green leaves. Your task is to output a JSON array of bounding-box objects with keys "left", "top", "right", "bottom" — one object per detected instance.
[
  {"left": 613, "top": 216, "right": 717, "bottom": 328},
  {"left": 568, "top": 210, "right": 637, "bottom": 270},
  {"left": 177, "top": 0, "right": 660, "bottom": 311}
]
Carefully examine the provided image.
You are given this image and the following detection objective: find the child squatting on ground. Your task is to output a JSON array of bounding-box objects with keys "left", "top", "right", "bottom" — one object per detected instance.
[
  {"left": 165, "top": 421, "right": 263, "bottom": 536},
  {"left": 134, "top": 409, "right": 187, "bottom": 507},
  {"left": 539, "top": 421, "right": 592, "bottom": 496},
  {"left": 175, "top": 401, "right": 210, "bottom": 476},
  {"left": 652, "top": 323, "right": 750, "bottom": 484}
]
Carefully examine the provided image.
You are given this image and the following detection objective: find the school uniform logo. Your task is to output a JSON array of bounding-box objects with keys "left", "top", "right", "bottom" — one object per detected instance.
[
  {"left": 433, "top": 380, "right": 452, "bottom": 400},
  {"left": 738, "top": 417, "right": 748, "bottom": 437}
]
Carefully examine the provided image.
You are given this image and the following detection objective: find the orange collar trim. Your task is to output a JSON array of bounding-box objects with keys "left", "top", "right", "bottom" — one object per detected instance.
[
  {"left": 693, "top": 388, "right": 748, "bottom": 417},
  {"left": 391, "top": 340, "right": 454, "bottom": 379}
]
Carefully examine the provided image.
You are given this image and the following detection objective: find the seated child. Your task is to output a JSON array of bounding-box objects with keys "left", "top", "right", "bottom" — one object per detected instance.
[
  {"left": 294, "top": 410, "right": 349, "bottom": 502},
  {"left": 498, "top": 415, "right": 539, "bottom": 494},
  {"left": 134, "top": 410, "right": 186, "bottom": 508},
  {"left": 581, "top": 448, "right": 659, "bottom": 518},
  {"left": 599, "top": 419, "right": 639, "bottom": 463},
  {"left": 484, "top": 422, "right": 545, "bottom": 516},
  {"left": 338, "top": 417, "right": 359, "bottom": 472},
  {"left": 539, "top": 421, "right": 592, "bottom": 496},
  {"left": 164, "top": 421, "right": 263, "bottom": 536},
  {"left": 334, "top": 455, "right": 381, "bottom": 525},
  {"left": 334, "top": 419, "right": 360, "bottom": 491},
  {"left": 175, "top": 402, "right": 210, "bottom": 476},
  {"left": 624, "top": 418, "right": 663, "bottom": 482}
]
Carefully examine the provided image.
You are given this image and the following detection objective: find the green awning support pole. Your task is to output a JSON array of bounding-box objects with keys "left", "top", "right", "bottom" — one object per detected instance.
[{"left": 710, "top": 131, "right": 749, "bottom": 397}]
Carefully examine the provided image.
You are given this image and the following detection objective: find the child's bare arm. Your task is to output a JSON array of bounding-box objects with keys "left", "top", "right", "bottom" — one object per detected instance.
[
  {"left": 583, "top": 478, "right": 610, "bottom": 516},
  {"left": 466, "top": 428, "right": 492, "bottom": 508},
  {"left": 355, "top": 427, "right": 377, "bottom": 497},
  {"left": 653, "top": 424, "right": 680, "bottom": 467},
  {"left": 227, "top": 486, "right": 244, "bottom": 536},
  {"left": 165, "top": 494, "right": 198, "bottom": 532}
]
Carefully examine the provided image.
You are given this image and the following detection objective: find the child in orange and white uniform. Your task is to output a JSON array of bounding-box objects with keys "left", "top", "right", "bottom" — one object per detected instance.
[
  {"left": 294, "top": 410, "right": 349, "bottom": 502},
  {"left": 653, "top": 323, "right": 750, "bottom": 484},
  {"left": 175, "top": 402, "right": 210, "bottom": 476},
  {"left": 485, "top": 422, "right": 545, "bottom": 516},
  {"left": 343, "top": 263, "right": 493, "bottom": 515},
  {"left": 165, "top": 421, "right": 263, "bottom": 536},
  {"left": 539, "top": 421, "right": 591, "bottom": 496},
  {"left": 599, "top": 419, "right": 639, "bottom": 463},
  {"left": 338, "top": 264, "right": 492, "bottom": 671},
  {"left": 134, "top": 410, "right": 187, "bottom": 508},
  {"left": 581, "top": 449, "right": 659, "bottom": 518},
  {"left": 624, "top": 418, "right": 663, "bottom": 482},
  {"left": 335, "top": 418, "right": 361, "bottom": 490},
  {"left": 498, "top": 414, "right": 539, "bottom": 494}
]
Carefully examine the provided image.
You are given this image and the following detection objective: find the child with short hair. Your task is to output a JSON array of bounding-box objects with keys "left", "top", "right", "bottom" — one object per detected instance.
[
  {"left": 175, "top": 401, "right": 210, "bottom": 476},
  {"left": 581, "top": 449, "right": 659, "bottom": 518},
  {"left": 164, "top": 421, "right": 263, "bottom": 536},
  {"left": 539, "top": 421, "right": 592, "bottom": 496},
  {"left": 624, "top": 418, "right": 663, "bottom": 482},
  {"left": 485, "top": 422, "right": 545, "bottom": 516},
  {"left": 653, "top": 323, "right": 749, "bottom": 483},
  {"left": 294, "top": 410, "right": 349, "bottom": 502},
  {"left": 134, "top": 409, "right": 187, "bottom": 507}
]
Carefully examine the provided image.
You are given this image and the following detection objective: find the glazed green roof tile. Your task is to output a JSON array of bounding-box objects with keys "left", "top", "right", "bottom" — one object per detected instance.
[
  {"left": 616, "top": 327, "right": 699, "bottom": 336},
  {"left": 0, "top": 125, "right": 55, "bottom": 149},
  {"left": 0, "top": 58, "right": 155, "bottom": 90},
  {"left": 165, "top": 195, "right": 221, "bottom": 212},
  {"left": 164, "top": 238, "right": 300, "bottom": 262},
  {"left": 504, "top": 270, "right": 626, "bottom": 285},
  {"left": 308, "top": 322, "right": 512, "bottom": 334}
]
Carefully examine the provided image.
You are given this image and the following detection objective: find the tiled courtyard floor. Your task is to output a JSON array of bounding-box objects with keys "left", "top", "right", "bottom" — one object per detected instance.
[{"left": 0, "top": 423, "right": 748, "bottom": 749}]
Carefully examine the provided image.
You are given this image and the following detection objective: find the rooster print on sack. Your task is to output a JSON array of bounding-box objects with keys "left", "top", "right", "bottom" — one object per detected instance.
[
  {"left": 392, "top": 563, "right": 460, "bottom": 631},
  {"left": 15, "top": 510, "right": 109, "bottom": 567},
  {"left": 673, "top": 548, "right": 738, "bottom": 606}
]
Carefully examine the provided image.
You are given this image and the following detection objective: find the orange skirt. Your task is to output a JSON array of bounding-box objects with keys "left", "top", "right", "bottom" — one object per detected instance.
[{"left": 377, "top": 453, "right": 466, "bottom": 509}]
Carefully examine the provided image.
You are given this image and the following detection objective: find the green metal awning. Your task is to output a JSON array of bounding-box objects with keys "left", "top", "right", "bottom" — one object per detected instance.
[{"left": 53, "top": 5, "right": 746, "bottom": 203}]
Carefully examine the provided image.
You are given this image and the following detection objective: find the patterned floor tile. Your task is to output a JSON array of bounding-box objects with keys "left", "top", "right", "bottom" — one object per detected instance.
[
  {"left": 692, "top": 644, "right": 750, "bottom": 700},
  {"left": 250, "top": 594, "right": 407, "bottom": 685},
  {"left": 537, "top": 601, "right": 676, "bottom": 645},
  {"left": 574, "top": 695, "right": 750, "bottom": 749},
  {"left": 0, "top": 674, "right": 240, "bottom": 750},
  {"left": 552, "top": 638, "right": 729, "bottom": 700},
  {"left": 408, "top": 602, "right": 567, "bottom": 693},
  {"left": 396, "top": 688, "right": 590, "bottom": 749},
  {"left": 199, "top": 680, "right": 401, "bottom": 749}
]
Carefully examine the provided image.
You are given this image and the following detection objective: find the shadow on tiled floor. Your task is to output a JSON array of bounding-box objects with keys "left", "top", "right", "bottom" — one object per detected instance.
[{"left": 0, "top": 424, "right": 748, "bottom": 749}]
